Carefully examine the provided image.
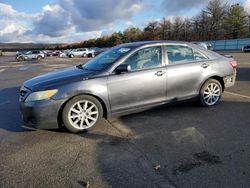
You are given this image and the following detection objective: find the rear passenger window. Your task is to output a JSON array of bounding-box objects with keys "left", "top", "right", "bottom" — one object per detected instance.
[
  {"left": 166, "top": 45, "right": 194, "bottom": 64},
  {"left": 193, "top": 50, "right": 208, "bottom": 60}
]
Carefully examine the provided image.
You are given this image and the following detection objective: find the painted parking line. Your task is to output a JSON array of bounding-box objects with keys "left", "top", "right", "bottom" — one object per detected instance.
[
  {"left": 0, "top": 65, "right": 23, "bottom": 68},
  {"left": 19, "top": 66, "right": 30, "bottom": 70},
  {"left": 0, "top": 69, "right": 6, "bottom": 73},
  {"left": 0, "top": 101, "right": 11, "bottom": 106},
  {"left": 225, "top": 91, "right": 250, "bottom": 99}
]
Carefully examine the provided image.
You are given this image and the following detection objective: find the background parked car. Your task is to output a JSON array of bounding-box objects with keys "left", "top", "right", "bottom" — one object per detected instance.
[
  {"left": 68, "top": 48, "right": 95, "bottom": 58},
  {"left": 16, "top": 51, "right": 28, "bottom": 57},
  {"left": 44, "top": 50, "right": 53, "bottom": 56},
  {"left": 16, "top": 50, "right": 45, "bottom": 61},
  {"left": 92, "top": 48, "right": 108, "bottom": 57},
  {"left": 59, "top": 51, "right": 67, "bottom": 57},
  {"left": 193, "top": 42, "right": 213, "bottom": 50},
  {"left": 52, "top": 50, "right": 61, "bottom": 56},
  {"left": 242, "top": 45, "right": 250, "bottom": 52}
]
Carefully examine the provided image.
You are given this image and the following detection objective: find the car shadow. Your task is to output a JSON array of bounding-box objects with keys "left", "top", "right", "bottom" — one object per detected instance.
[
  {"left": 1, "top": 85, "right": 250, "bottom": 187},
  {"left": 93, "top": 100, "right": 250, "bottom": 187},
  {"left": 0, "top": 86, "right": 26, "bottom": 132}
]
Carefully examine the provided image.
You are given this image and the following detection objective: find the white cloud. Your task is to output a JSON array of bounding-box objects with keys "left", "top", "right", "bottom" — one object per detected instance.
[
  {"left": 244, "top": 0, "right": 250, "bottom": 14},
  {"left": 32, "top": 4, "right": 73, "bottom": 37},
  {"left": 0, "top": 20, "right": 27, "bottom": 42},
  {"left": 0, "top": 3, "right": 36, "bottom": 19},
  {"left": 161, "top": 0, "right": 210, "bottom": 14},
  {"left": 59, "top": 0, "right": 144, "bottom": 32},
  {"left": 0, "top": 1, "right": 145, "bottom": 43}
]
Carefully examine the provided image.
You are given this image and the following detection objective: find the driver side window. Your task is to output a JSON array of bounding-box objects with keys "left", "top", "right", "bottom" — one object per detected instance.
[{"left": 122, "top": 46, "right": 162, "bottom": 71}]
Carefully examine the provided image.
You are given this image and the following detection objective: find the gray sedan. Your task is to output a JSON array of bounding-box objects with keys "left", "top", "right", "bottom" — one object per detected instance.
[{"left": 20, "top": 41, "right": 237, "bottom": 133}]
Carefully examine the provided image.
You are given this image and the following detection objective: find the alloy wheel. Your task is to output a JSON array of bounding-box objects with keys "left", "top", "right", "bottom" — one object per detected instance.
[
  {"left": 68, "top": 100, "right": 99, "bottom": 130},
  {"left": 203, "top": 83, "right": 221, "bottom": 106}
]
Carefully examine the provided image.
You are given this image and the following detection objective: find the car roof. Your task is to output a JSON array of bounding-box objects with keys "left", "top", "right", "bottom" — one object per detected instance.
[
  {"left": 117, "top": 40, "right": 222, "bottom": 59},
  {"left": 118, "top": 40, "right": 192, "bottom": 48}
]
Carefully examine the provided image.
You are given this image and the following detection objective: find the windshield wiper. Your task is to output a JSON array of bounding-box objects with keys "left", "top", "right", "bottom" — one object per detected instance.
[
  {"left": 76, "top": 64, "right": 84, "bottom": 69},
  {"left": 76, "top": 65, "right": 96, "bottom": 71}
]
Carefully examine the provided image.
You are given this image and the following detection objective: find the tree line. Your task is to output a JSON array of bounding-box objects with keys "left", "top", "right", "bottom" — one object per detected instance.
[{"left": 59, "top": 0, "right": 250, "bottom": 49}]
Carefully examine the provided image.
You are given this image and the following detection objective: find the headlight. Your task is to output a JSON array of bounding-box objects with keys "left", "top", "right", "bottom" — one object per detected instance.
[{"left": 25, "top": 89, "right": 58, "bottom": 102}]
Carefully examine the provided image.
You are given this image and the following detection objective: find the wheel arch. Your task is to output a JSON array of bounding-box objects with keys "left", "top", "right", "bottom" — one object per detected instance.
[
  {"left": 57, "top": 93, "right": 108, "bottom": 128},
  {"left": 199, "top": 75, "right": 225, "bottom": 93}
]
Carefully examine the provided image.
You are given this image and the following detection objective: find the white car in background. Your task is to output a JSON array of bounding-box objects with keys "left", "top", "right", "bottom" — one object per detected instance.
[{"left": 68, "top": 48, "right": 95, "bottom": 58}]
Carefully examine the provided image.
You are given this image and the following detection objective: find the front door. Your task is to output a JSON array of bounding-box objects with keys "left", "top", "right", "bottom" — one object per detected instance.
[{"left": 108, "top": 46, "right": 167, "bottom": 113}]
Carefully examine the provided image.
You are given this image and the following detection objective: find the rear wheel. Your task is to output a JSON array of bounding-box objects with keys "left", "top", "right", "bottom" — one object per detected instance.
[
  {"left": 199, "top": 79, "right": 222, "bottom": 107},
  {"left": 62, "top": 95, "right": 103, "bottom": 133},
  {"left": 70, "top": 54, "right": 74, "bottom": 58}
]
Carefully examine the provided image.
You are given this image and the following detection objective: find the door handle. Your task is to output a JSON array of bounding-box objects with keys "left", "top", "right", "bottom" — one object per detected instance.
[
  {"left": 155, "top": 71, "right": 166, "bottom": 77},
  {"left": 201, "top": 63, "right": 209, "bottom": 68}
]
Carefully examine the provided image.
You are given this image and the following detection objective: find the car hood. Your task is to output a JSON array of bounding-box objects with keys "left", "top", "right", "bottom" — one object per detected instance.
[{"left": 24, "top": 66, "right": 96, "bottom": 91}]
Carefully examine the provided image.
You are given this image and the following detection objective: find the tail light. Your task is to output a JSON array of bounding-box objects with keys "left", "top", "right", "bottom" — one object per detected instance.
[{"left": 229, "top": 60, "right": 237, "bottom": 68}]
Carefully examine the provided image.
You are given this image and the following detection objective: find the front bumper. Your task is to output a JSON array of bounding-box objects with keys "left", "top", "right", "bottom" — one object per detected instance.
[{"left": 20, "top": 99, "right": 65, "bottom": 129}]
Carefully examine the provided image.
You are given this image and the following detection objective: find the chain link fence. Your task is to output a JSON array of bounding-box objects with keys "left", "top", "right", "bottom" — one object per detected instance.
[{"left": 204, "top": 38, "right": 250, "bottom": 51}]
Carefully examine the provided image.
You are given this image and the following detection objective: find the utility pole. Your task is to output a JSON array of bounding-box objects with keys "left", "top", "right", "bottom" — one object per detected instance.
[{"left": 248, "top": 15, "right": 250, "bottom": 32}]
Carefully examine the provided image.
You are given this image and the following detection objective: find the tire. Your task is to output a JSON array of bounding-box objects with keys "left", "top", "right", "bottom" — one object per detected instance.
[
  {"left": 37, "top": 56, "right": 42, "bottom": 61},
  {"left": 69, "top": 54, "right": 74, "bottom": 58},
  {"left": 62, "top": 95, "right": 103, "bottom": 133},
  {"left": 18, "top": 56, "right": 25, "bottom": 61},
  {"left": 199, "top": 79, "right": 222, "bottom": 107}
]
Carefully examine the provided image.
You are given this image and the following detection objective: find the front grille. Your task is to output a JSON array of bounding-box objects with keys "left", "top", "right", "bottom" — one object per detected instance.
[
  {"left": 20, "top": 86, "right": 31, "bottom": 102},
  {"left": 20, "top": 90, "right": 27, "bottom": 97}
]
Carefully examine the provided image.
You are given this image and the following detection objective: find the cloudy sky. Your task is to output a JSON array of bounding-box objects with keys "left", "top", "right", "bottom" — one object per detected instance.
[{"left": 0, "top": 0, "right": 249, "bottom": 43}]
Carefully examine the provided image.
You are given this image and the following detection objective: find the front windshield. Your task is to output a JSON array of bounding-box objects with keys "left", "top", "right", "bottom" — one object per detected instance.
[
  {"left": 82, "top": 46, "right": 132, "bottom": 71},
  {"left": 25, "top": 51, "right": 32, "bottom": 55}
]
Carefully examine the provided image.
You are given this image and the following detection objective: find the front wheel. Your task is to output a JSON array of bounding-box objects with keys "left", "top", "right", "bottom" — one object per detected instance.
[
  {"left": 17, "top": 56, "right": 25, "bottom": 61},
  {"left": 199, "top": 79, "right": 222, "bottom": 107},
  {"left": 37, "top": 56, "right": 42, "bottom": 61},
  {"left": 62, "top": 95, "right": 103, "bottom": 133}
]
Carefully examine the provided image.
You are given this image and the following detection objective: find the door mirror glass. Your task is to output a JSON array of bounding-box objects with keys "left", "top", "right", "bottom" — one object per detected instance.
[{"left": 115, "top": 64, "right": 131, "bottom": 73}]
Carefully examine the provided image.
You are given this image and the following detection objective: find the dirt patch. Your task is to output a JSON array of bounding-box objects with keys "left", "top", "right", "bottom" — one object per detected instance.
[
  {"left": 108, "top": 137, "right": 130, "bottom": 146},
  {"left": 194, "top": 151, "right": 222, "bottom": 164},
  {"left": 173, "top": 151, "right": 222, "bottom": 174},
  {"left": 173, "top": 160, "right": 202, "bottom": 175}
]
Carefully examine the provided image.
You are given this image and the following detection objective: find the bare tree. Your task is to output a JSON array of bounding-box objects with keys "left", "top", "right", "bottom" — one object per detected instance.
[
  {"left": 205, "top": 0, "right": 229, "bottom": 40},
  {"left": 142, "top": 21, "right": 161, "bottom": 40},
  {"left": 171, "top": 17, "right": 184, "bottom": 40},
  {"left": 159, "top": 17, "right": 172, "bottom": 40}
]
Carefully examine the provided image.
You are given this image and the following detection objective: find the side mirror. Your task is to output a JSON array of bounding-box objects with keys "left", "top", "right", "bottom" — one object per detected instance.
[{"left": 115, "top": 64, "right": 131, "bottom": 73}]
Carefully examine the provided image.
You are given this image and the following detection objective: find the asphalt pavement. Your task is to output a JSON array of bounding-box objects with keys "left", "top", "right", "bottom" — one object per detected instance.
[{"left": 0, "top": 53, "right": 250, "bottom": 188}]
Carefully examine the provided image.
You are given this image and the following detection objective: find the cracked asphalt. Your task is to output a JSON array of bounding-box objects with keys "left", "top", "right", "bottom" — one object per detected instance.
[{"left": 0, "top": 53, "right": 250, "bottom": 188}]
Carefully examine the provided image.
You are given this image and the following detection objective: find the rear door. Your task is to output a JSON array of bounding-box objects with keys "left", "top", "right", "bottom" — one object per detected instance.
[
  {"left": 108, "top": 45, "right": 167, "bottom": 113},
  {"left": 164, "top": 45, "right": 212, "bottom": 100}
]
